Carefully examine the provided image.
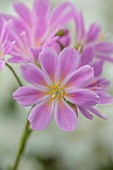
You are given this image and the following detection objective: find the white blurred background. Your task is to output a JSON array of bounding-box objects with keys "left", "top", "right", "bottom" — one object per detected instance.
[{"left": 0, "top": 0, "right": 113, "bottom": 170}]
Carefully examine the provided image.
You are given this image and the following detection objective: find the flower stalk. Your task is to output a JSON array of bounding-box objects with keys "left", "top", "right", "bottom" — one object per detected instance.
[
  {"left": 12, "top": 120, "right": 32, "bottom": 170},
  {"left": 6, "top": 63, "right": 23, "bottom": 87},
  {"left": 6, "top": 62, "right": 32, "bottom": 170}
]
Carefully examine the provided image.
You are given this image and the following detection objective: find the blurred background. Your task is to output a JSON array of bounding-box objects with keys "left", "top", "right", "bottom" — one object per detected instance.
[{"left": 0, "top": 0, "right": 113, "bottom": 170}]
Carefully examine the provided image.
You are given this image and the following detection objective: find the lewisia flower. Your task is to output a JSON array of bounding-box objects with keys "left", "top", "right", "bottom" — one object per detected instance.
[
  {"left": 78, "top": 73, "right": 113, "bottom": 120},
  {"left": 3, "top": 0, "right": 72, "bottom": 64},
  {"left": 0, "top": 16, "right": 14, "bottom": 71},
  {"left": 77, "top": 46, "right": 113, "bottom": 119},
  {"left": 13, "top": 47, "right": 101, "bottom": 131},
  {"left": 72, "top": 7, "right": 113, "bottom": 62}
]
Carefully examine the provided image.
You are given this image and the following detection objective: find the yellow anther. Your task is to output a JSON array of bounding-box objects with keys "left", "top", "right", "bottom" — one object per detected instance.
[
  {"left": 51, "top": 94, "right": 56, "bottom": 99},
  {"left": 58, "top": 96, "right": 61, "bottom": 100},
  {"left": 60, "top": 94, "right": 64, "bottom": 98},
  {"left": 61, "top": 90, "right": 65, "bottom": 94},
  {"left": 48, "top": 92, "right": 52, "bottom": 95},
  {"left": 51, "top": 87, "right": 55, "bottom": 90},
  {"left": 58, "top": 83, "right": 60, "bottom": 87},
  {"left": 48, "top": 84, "right": 65, "bottom": 100}
]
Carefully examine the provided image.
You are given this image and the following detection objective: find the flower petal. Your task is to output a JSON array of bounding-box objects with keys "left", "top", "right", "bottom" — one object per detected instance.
[
  {"left": 1, "top": 13, "right": 15, "bottom": 21},
  {"left": 56, "top": 47, "right": 80, "bottom": 83},
  {"left": 73, "top": 10, "right": 85, "bottom": 42},
  {"left": 54, "top": 99, "right": 78, "bottom": 131},
  {"left": 78, "top": 106, "right": 93, "bottom": 120},
  {"left": 1, "top": 19, "right": 13, "bottom": 44},
  {"left": 8, "top": 56, "right": 30, "bottom": 63},
  {"left": 39, "top": 47, "right": 58, "bottom": 83},
  {"left": 66, "top": 89, "right": 100, "bottom": 107},
  {"left": 0, "top": 16, "right": 3, "bottom": 35},
  {"left": 88, "top": 107, "right": 107, "bottom": 120},
  {"left": 80, "top": 46, "right": 94, "bottom": 65},
  {"left": 0, "top": 60, "right": 5, "bottom": 71},
  {"left": 3, "top": 41, "right": 15, "bottom": 56},
  {"left": 34, "top": 17, "right": 48, "bottom": 40},
  {"left": 94, "top": 42, "right": 113, "bottom": 62},
  {"left": 33, "top": 0, "right": 50, "bottom": 17},
  {"left": 98, "top": 92, "right": 113, "bottom": 104},
  {"left": 13, "top": 18, "right": 29, "bottom": 35},
  {"left": 85, "top": 23, "right": 101, "bottom": 43},
  {"left": 95, "top": 55, "right": 113, "bottom": 63},
  {"left": 14, "top": 1, "right": 32, "bottom": 26},
  {"left": 21, "top": 63, "right": 48, "bottom": 88},
  {"left": 28, "top": 99, "right": 54, "bottom": 130},
  {"left": 86, "top": 77, "right": 110, "bottom": 91},
  {"left": 95, "top": 42, "right": 113, "bottom": 54},
  {"left": 92, "top": 60, "right": 104, "bottom": 77},
  {"left": 50, "top": 2, "right": 72, "bottom": 28},
  {"left": 77, "top": 12, "right": 85, "bottom": 41},
  {"left": 13, "top": 86, "right": 48, "bottom": 106},
  {"left": 62, "top": 65, "right": 94, "bottom": 89}
]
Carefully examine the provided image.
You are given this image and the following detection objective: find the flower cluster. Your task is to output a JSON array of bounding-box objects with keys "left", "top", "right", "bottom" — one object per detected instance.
[
  {"left": 0, "top": 16, "right": 14, "bottom": 70},
  {"left": 1, "top": 0, "right": 113, "bottom": 131}
]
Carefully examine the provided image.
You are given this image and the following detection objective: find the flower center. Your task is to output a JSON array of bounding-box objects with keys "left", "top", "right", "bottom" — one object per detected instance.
[{"left": 48, "top": 83, "right": 65, "bottom": 100}]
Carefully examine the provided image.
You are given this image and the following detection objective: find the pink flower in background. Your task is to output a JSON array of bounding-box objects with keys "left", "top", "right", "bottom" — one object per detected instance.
[
  {"left": 0, "top": 17, "right": 14, "bottom": 71},
  {"left": 72, "top": 7, "right": 113, "bottom": 62},
  {"left": 78, "top": 46, "right": 113, "bottom": 120},
  {"left": 13, "top": 47, "right": 101, "bottom": 131},
  {"left": 2, "top": 0, "right": 73, "bottom": 64},
  {"left": 78, "top": 73, "right": 113, "bottom": 120}
]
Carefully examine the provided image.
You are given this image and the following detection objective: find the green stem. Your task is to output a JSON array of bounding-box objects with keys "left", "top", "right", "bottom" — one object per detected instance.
[
  {"left": 5, "top": 63, "right": 32, "bottom": 170},
  {"left": 12, "top": 119, "right": 32, "bottom": 170},
  {"left": 6, "top": 63, "right": 23, "bottom": 87}
]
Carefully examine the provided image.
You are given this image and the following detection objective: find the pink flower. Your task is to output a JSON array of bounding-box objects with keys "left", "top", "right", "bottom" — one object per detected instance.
[
  {"left": 72, "top": 7, "right": 113, "bottom": 62},
  {"left": 3, "top": 0, "right": 73, "bottom": 64},
  {"left": 0, "top": 16, "right": 14, "bottom": 71},
  {"left": 78, "top": 47, "right": 113, "bottom": 120},
  {"left": 13, "top": 47, "right": 100, "bottom": 131}
]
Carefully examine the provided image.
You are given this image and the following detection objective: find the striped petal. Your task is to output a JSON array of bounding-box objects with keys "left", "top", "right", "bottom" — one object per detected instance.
[
  {"left": 78, "top": 106, "right": 93, "bottom": 120},
  {"left": 50, "top": 2, "right": 72, "bottom": 28},
  {"left": 0, "top": 16, "right": 3, "bottom": 36},
  {"left": 13, "top": 86, "right": 48, "bottom": 106},
  {"left": 88, "top": 107, "right": 107, "bottom": 120},
  {"left": 66, "top": 89, "right": 100, "bottom": 107},
  {"left": 14, "top": 1, "right": 32, "bottom": 26},
  {"left": 56, "top": 47, "right": 80, "bottom": 83},
  {"left": 39, "top": 47, "right": 58, "bottom": 83},
  {"left": 62, "top": 65, "right": 94, "bottom": 89},
  {"left": 28, "top": 99, "right": 54, "bottom": 130},
  {"left": 1, "top": 19, "right": 13, "bottom": 44},
  {"left": 21, "top": 63, "right": 48, "bottom": 88},
  {"left": 33, "top": 0, "right": 50, "bottom": 17},
  {"left": 54, "top": 99, "right": 78, "bottom": 131}
]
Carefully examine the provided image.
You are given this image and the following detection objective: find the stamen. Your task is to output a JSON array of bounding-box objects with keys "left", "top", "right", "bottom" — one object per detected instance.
[
  {"left": 51, "top": 94, "right": 56, "bottom": 99},
  {"left": 48, "top": 84, "right": 65, "bottom": 100}
]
